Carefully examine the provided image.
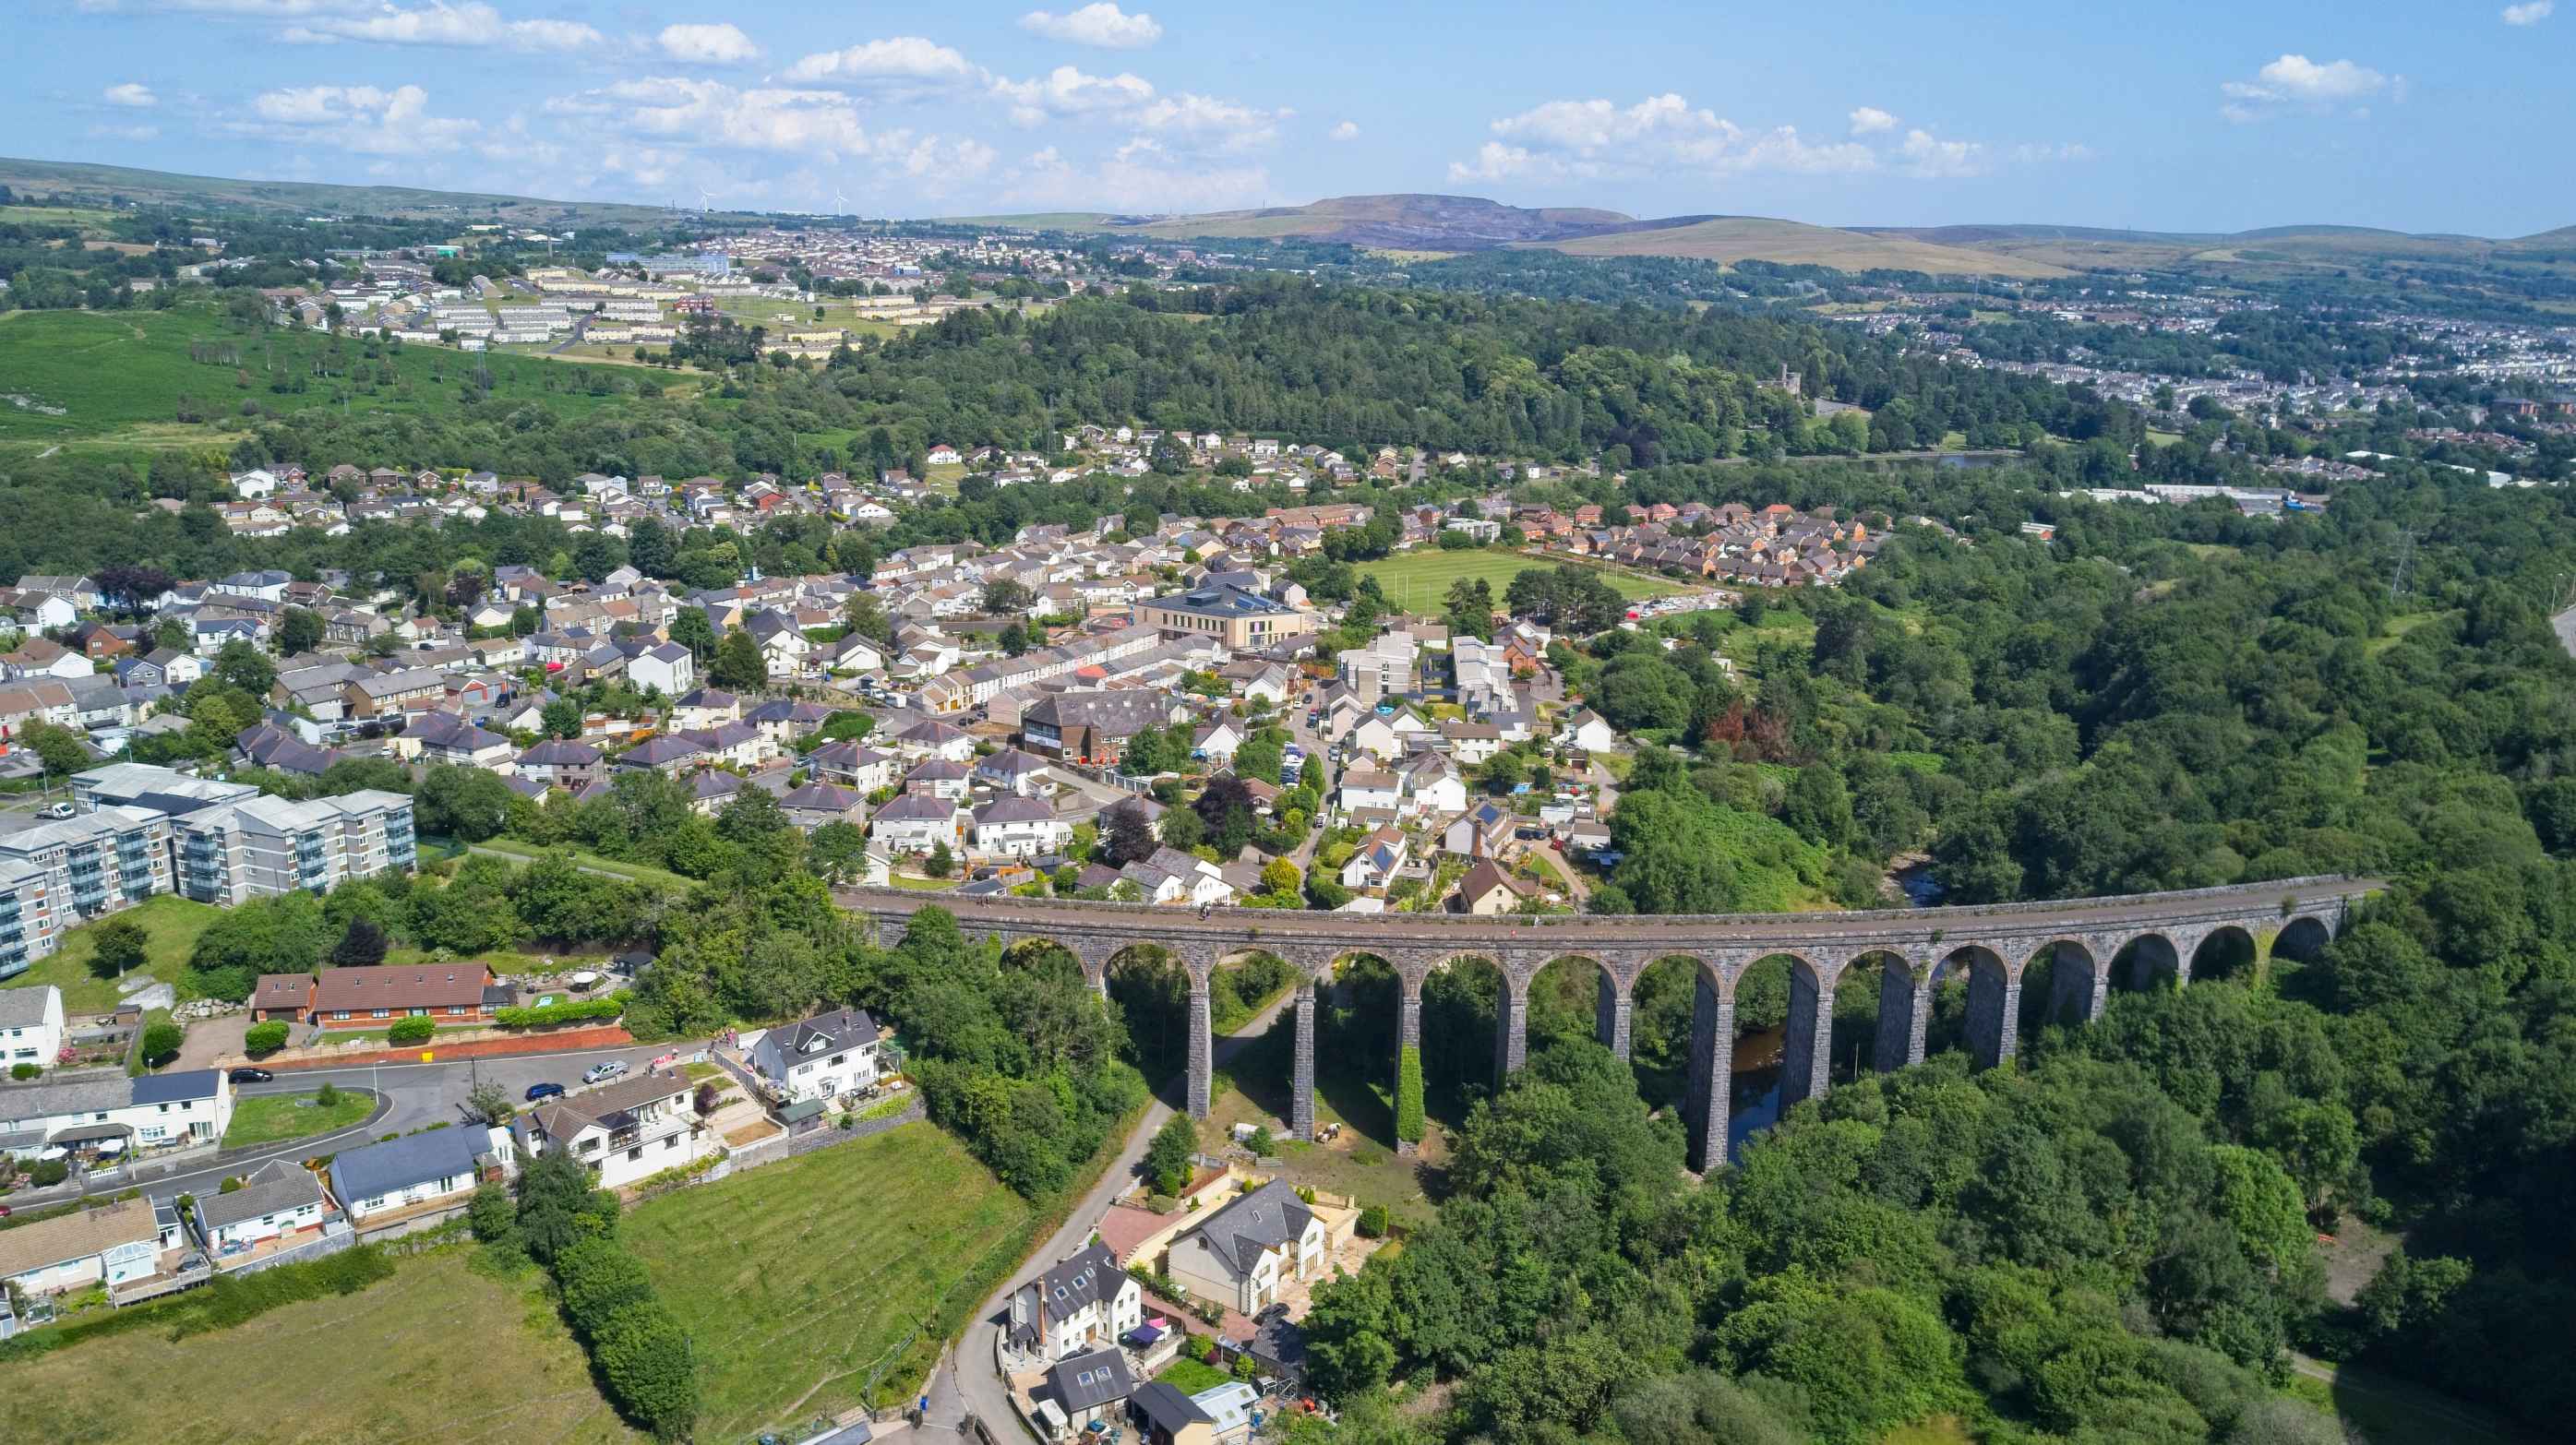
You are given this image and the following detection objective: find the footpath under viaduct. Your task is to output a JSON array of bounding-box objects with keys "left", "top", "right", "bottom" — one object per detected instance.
[{"left": 837, "top": 875, "right": 2379, "bottom": 1171}]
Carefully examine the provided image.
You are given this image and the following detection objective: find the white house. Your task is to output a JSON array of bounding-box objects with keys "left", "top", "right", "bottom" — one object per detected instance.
[
  {"left": 627, "top": 642, "right": 696, "bottom": 697},
  {"left": 511, "top": 1071, "right": 714, "bottom": 1191},
  {"left": 0, "top": 984, "right": 66, "bottom": 1070},
  {"left": 1165, "top": 1179, "right": 1327, "bottom": 1315},
  {"left": 1336, "top": 769, "right": 1402, "bottom": 816},
  {"left": 1558, "top": 709, "right": 1619, "bottom": 754},
  {"left": 1338, "top": 827, "right": 1409, "bottom": 890},
  {"left": 869, "top": 793, "right": 965, "bottom": 854},
  {"left": 973, "top": 796, "right": 1072, "bottom": 858},
  {"left": 1395, "top": 752, "right": 1468, "bottom": 818},
  {"left": 746, "top": 1008, "right": 884, "bottom": 1105},
  {"left": 329, "top": 1125, "right": 491, "bottom": 1224},
  {"left": 0, "top": 1069, "right": 234, "bottom": 1158},
  {"left": 0, "top": 1195, "right": 174, "bottom": 1301},
  {"left": 196, "top": 1157, "right": 330, "bottom": 1261},
  {"left": 1344, "top": 714, "right": 1403, "bottom": 762},
  {"left": 1008, "top": 1242, "right": 1143, "bottom": 1362}
]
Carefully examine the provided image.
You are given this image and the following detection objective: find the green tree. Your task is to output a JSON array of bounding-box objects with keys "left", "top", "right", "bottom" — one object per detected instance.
[
  {"left": 708, "top": 627, "right": 766, "bottom": 689},
  {"left": 1395, "top": 1044, "right": 1425, "bottom": 1144},
  {"left": 277, "top": 605, "right": 325, "bottom": 654},
  {"left": 1144, "top": 1114, "right": 1198, "bottom": 1195},
  {"left": 90, "top": 915, "right": 150, "bottom": 980}
]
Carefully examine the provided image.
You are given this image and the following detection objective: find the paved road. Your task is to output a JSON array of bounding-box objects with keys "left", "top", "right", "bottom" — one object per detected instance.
[{"left": 920, "top": 989, "right": 1299, "bottom": 1439}]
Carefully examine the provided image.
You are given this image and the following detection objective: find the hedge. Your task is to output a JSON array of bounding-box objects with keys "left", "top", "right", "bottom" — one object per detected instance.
[
  {"left": 244, "top": 1021, "right": 290, "bottom": 1056},
  {"left": 493, "top": 992, "right": 629, "bottom": 1029},
  {"left": 386, "top": 1016, "right": 435, "bottom": 1045},
  {"left": 0, "top": 1243, "right": 397, "bottom": 1363}
]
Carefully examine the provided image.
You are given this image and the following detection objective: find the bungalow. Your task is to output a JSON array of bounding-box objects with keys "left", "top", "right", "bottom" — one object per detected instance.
[
  {"left": 779, "top": 781, "right": 869, "bottom": 832},
  {"left": 746, "top": 1007, "right": 884, "bottom": 1105},
  {"left": 512, "top": 1071, "right": 713, "bottom": 1191},
  {"left": 196, "top": 1158, "right": 331, "bottom": 1262},
  {"left": 891, "top": 718, "right": 976, "bottom": 763},
  {"left": 809, "top": 741, "right": 899, "bottom": 792},
  {"left": 330, "top": 1123, "right": 490, "bottom": 1224},
  {"left": 1165, "top": 1178, "right": 1327, "bottom": 1315},
  {"left": 973, "top": 795, "right": 1071, "bottom": 858},
  {"left": 1122, "top": 846, "right": 1233, "bottom": 906},
  {"left": 406, "top": 711, "right": 514, "bottom": 771},
  {"left": 1009, "top": 1241, "right": 1142, "bottom": 1363},
  {"left": 0, "top": 1196, "right": 173, "bottom": 1302},
  {"left": 305, "top": 962, "right": 499, "bottom": 1029}
]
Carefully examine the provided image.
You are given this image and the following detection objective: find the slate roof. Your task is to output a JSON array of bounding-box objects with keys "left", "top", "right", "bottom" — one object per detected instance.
[
  {"left": 1182, "top": 1178, "right": 1313, "bottom": 1279},
  {"left": 1046, "top": 1346, "right": 1135, "bottom": 1415},
  {"left": 194, "top": 1157, "right": 326, "bottom": 1234},
  {"left": 329, "top": 1124, "right": 485, "bottom": 1205}
]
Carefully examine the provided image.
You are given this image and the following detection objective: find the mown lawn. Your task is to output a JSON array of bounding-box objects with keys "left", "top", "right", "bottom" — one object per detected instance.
[
  {"left": 220, "top": 1090, "right": 377, "bottom": 1148},
  {"left": 623, "top": 1121, "right": 1035, "bottom": 1441},
  {"left": 9, "top": 896, "right": 221, "bottom": 1013},
  {"left": 468, "top": 838, "right": 693, "bottom": 891},
  {"left": 0, "top": 1248, "right": 638, "bottom": 1445},
  {"left": 1356, "top": 547, "right": 1685, "bottom": 613}
]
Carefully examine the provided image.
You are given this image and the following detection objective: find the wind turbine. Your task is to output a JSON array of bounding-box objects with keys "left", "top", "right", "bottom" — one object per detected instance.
[
  {"left": 698, "top": 187, "right": 714, "bottom": 214},
  {"left": 833, "top": 186, "right": 848, "bottom": 218}
]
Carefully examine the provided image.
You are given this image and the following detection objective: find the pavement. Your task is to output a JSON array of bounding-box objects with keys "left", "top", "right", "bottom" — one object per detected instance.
[{"left": 918, "top": 987, "right": 1299, "bottom": 1440}]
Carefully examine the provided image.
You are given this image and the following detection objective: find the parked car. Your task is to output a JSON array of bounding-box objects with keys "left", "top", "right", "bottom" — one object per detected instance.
[
  {"left": 227, "top": 1067, "right": 274, "bottom": 1084},
  {"left": 39, "top": 802, "right": 75, "bottom": 820},
  {"left": 523, "top": 1081, "right": 566, "bottom": 1102},
  {"left": 581, "top": 1059, "right": 629, "bottom": 1085}
]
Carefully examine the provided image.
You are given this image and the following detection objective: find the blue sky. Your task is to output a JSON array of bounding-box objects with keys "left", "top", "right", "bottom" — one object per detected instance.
[{"left": 20, "top": 1, "right": 2573, "bottom": 235}]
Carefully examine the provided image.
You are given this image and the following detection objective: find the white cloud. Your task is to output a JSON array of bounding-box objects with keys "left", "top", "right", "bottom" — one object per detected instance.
[
  {"left": 2219, "top": 54, "right": 2393, "bottom": 119},
  {"left": 1848, "top": 105, "right": 1897, "bottom": 136},
  {"left": 1134, "top": 92, "right": 1289, "bottom": 151},
  {"left": 657, "top": 22, "right": 760, "bottom": 65},
  {"left": 103, "top": 82, "right": 160, "bottom": 108},
  {"left": 279, "top": 2, "right": 599, "bottom": 51},
  {"left": 1897, "top": 128, "right": 1986, "bottom": 179},
  {"left": 90, "top": 123, "right": 162, "bottom": 141},
  {"left": 1007, "top": 142, "right": 1270, "bottom": 213},
  {"left": 236, "top": 84, "right": 478, "bottom": 154},
  {"left": 990, "top": 64, "right": 1157, "bottom": 125},
  {"left": 2503, "top": 1, "right": 2553, "bottom": 23},
  {"left": 2011, "top": 141, "right": 2095, "bottom": 163},
  {"left": 547, "top": 78, "right": 874, "bottom": 157},
  {"left": 1329, "top": 120, "right": 1360, "bottom": 142},
  {"left": 1018, "top": 4, "right": 1162, "bottom": 49},
  {"left": 782, "top": 36, "right": 976, "bottom": 87},
  {"left": 86, "top": 1, "right": 363, "bottom": 13},
  {"left": 1454, "top": 93, "right": 1878, "bottom": 183}
]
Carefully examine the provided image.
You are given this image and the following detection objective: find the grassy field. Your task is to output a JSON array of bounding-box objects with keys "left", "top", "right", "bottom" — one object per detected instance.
[
  {"left": 0, "top": 304, "right": 640, "bottom": 447},
  {"left": 467, "top": 839, "right": 693, "bottom": 891},
  {"left": 0, "top": 1248, "right": 639, "bottom": 1445},
  {"left": 220, "top": 1089, "right": 377, "bottom": 1148},
  {"left": 1155, "top": 1355, "right": 1233, "bottom": 1392},
  {"left": 8, "top": 896, "right": 220, "bottom": 1014},
  {"left": 1357, "top": 547, "right": 1686, "bottom": 613},
  {"left": 624, "top": 1122, "right": 1035, "bottom": 1441},
  {"left": 1526, "top": 216, "right": 2073, "bottom": 280},
  {"left": 2289, "top": 1357, "right": 2541, "bottom": 1445}
]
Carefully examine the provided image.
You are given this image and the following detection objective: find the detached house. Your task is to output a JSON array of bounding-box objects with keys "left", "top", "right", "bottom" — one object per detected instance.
[
  {"left": 196, "top": 1158, "right": 332, "bottom": 1263},
  {"left": 746, "top": 1007, "right": 884, "bottom": 1105},
  {"left": 330, "top": 1126, "right": 491, "bottom": 1225},
  {"left": 512, "top": 1070, "right": 713, "bottom": 1190},
  {"left": 1165, "top": 1178, "right": 1328, "bottom": 1315},
  {"left": 1009, "top": 1242, "right": 1143, "bottom": 1363}
]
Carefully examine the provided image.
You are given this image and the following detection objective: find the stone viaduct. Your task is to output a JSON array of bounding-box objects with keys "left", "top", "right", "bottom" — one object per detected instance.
[{"left": 838, "top": 875, "right": 2378, "bottom": 1171}]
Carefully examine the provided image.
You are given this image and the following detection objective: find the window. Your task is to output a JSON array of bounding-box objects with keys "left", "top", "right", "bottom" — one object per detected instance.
[
  {"left": 372, "top": 1009, "right": 389, "bottom": 1020},
  {"left": 627, "top": 1147, "right": 642, "bottom": 1162}
]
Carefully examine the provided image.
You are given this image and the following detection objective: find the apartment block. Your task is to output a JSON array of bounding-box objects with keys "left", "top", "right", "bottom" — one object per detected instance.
[
  {"left": 0, "top": 807, "right": 174, "bottom": 927},
  {"left": 0, "top": 861, "right": 58, "bottom": 981},
  {"left": 174, "top": 791, "right": 416, "bottom": 906}
]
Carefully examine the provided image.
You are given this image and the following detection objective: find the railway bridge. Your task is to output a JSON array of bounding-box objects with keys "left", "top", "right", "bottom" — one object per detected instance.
[{"left": 838, "top": 875, "right": 2379, "bottom": 1170}]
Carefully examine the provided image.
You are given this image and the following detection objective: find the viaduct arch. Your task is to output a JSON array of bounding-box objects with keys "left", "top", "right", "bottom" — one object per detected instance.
[{"left": 839, "top": 876, "right": 2378, "bottom": 1171}]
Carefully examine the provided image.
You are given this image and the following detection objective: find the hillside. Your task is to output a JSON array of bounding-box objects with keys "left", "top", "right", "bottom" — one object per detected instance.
[
  {"left": 1524, "top": 215, "right": 2075, "bottom": 279},
  {"left": 957, "top": 193, "right": 1640, "bottom": 249},
  {"left": 1850, "top": 220, "right": 2576, "bottom": 274},
  {"left": 0, "top": 155, "right": 673, "bottom": 227},
  {"left": 0, "top": 305, "right": 642, "bottom": 454}
]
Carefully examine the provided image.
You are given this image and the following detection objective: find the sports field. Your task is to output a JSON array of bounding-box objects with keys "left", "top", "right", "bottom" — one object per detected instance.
[{"left": 1357, "top": 547, "right": 1688, "bottom": 614}]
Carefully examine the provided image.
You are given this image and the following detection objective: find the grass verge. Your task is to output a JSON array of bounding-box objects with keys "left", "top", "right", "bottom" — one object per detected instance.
[{"left": 220, "top": 1089, "right": 377, "bottom": 1149}]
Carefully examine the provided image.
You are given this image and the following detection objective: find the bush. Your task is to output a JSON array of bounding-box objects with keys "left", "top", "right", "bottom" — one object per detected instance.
[
  {"left": 386, "top": 1016, "right": 435, "bottom": 1045},
  {"left": 591, "top": 1299, "right": 701, "bottom": 1439},
  {"left": 466, "top": 1183, "right": 519, "bottom": 1247},
  {"left": 9, "top": 1062, "right": 39, "bottom": 1081},
  {"left": 28, "top": 1159, "right": 68, "bottom": 1187},
  {"left": 243, "top": 1021, "right": 290, "bottom": 1057},
  {"left": 316, "top": 1081, "right": 341, "bottom": 1107},
  {"left": 139, "top": 1021, "right": 184, "bottom": 1068},
  {"left": 1357, "top": 1203, "right": 1391, "bottom": 1238},
  {"left": 556, "top": 1237, "right": 657, "bottom": 1339}
]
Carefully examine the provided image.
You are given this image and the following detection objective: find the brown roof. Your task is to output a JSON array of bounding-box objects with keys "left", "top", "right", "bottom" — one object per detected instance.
[
  {"left": 252, "top": 973, "right": 314, "bottom": 1011},
  {"left": 526, "top": 1071, "right": 691, "bottom": 1137},
  {"left": 1453, "top": 858, "right": 1529, "bottom": 909},
  {"left": 308, "top": 963, "right": 494, "bottom": 1016},
  {"left": 0, "top": 1196, "right": 159, "bottom": 1281}
]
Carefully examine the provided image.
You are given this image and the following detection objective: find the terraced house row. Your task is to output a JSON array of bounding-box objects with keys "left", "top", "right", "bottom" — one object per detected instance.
[{"left": 0, "top": 761, "right": 414, "bottom": 981}]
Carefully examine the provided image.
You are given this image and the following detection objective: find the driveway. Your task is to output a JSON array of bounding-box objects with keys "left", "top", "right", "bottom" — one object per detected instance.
[
  {"left": 170, "top": 1015, "right": 248, "bottom": 1072},
  {"left": 919, "top": 988, "right": 1300, "bottom": 1439}
]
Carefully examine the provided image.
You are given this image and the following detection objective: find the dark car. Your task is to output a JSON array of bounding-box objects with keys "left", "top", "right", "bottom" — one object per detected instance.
[
  {"left": 524, "top": 1081, "right": 566, "bottom": 1102},
  {"left": 227, "top": 1067, "right": 274, "bottom": 1084}
]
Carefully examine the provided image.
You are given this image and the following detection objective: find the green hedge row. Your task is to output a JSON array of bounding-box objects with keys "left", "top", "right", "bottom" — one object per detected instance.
[
  {"left": 493, "top": 992, "right": 629, "bottom": 1029},
  {"left": 0, "top": 1243, "right": 396, "bottom": 1363}
]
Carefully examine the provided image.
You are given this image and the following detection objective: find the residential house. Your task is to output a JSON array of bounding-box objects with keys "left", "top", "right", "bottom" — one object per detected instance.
[
  {"left": 511, "top": 1071, "right": 714, "bottom": 1191},
  {"left": 1008, "top": 1242, "right": 1142, "bottom": 1363},
  {"left": 329, "top": 1126, "right": 491, "bottom": 1226},
  {"left": 869, "top": 793, "right": 965, "bottom": 854},
  {"left": 406, "top": 711, "right": 514, "bottom": 770},
  {"left": 1164, "top": 1178, "right": 1327, "bottom": 1315},
  {"left": 1338, "top": 827, "right": 1409, "bottom": 891},
  {"left": 972, "top": 796, "right": 1070, "bottom": 858},
  {"left": 1021, "top": 690, "right": 1172, "bottom": 766},
  {"left": 745, "top": 1007, "right": 884, "bottom": 1105},
  {"left": 1043, "top": 1349, "right": 1137, "bottom": 1439},
  {"left": 301, "top": 962, "right": 499, "bottom": 1030},
  {"left": 195, "top": 1157, "right": 331, "bottom": 1261},
  {"left": 0, "top": 1196, "right": 172, "bottom": 1302},
  {"left": 1449, "top": 858, "right": 1531, "bottom": 915},
  {"left": 779, "top": 782, "right": 869, "bottom": 832},
  {"left": 512, "top": 739, "right": 604, "bottom": 792},
  {"left": 1335, "top": 769, "right": 1401, "bottom": 816},
  {"left": 0, "top": 984, "right": 66, "bottom": 1069},
  {"left": 0, "top": 1069, "right": 235, "bottom": 1157},
  {"left": 1443, "top": 802, "right": 1516, "bottom": 862},
  {"left": 626, "top": 642, "right": 695, "bottom": 697},
  {"left": 976, "top": 747, "right": 1055, "bottom": 796},
  {"left": 1558, "top": 709, "right": 1619, "bottom": 754}
]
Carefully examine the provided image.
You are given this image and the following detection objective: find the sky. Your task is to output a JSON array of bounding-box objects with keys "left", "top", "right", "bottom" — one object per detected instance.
[{"left": 19, "top": 1, "right": 2574, "bottom": 236}]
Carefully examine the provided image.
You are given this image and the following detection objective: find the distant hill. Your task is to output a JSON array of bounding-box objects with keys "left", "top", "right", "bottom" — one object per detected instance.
[
  {"left": 957, "top": 193, "right": 2068, "bottom": 278},
  {"left": 1848, "top": 221, "right": 2576, "bottom": 274},
  {"left": 0, "top": 155, "right": 675, "bottom": 227}
]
